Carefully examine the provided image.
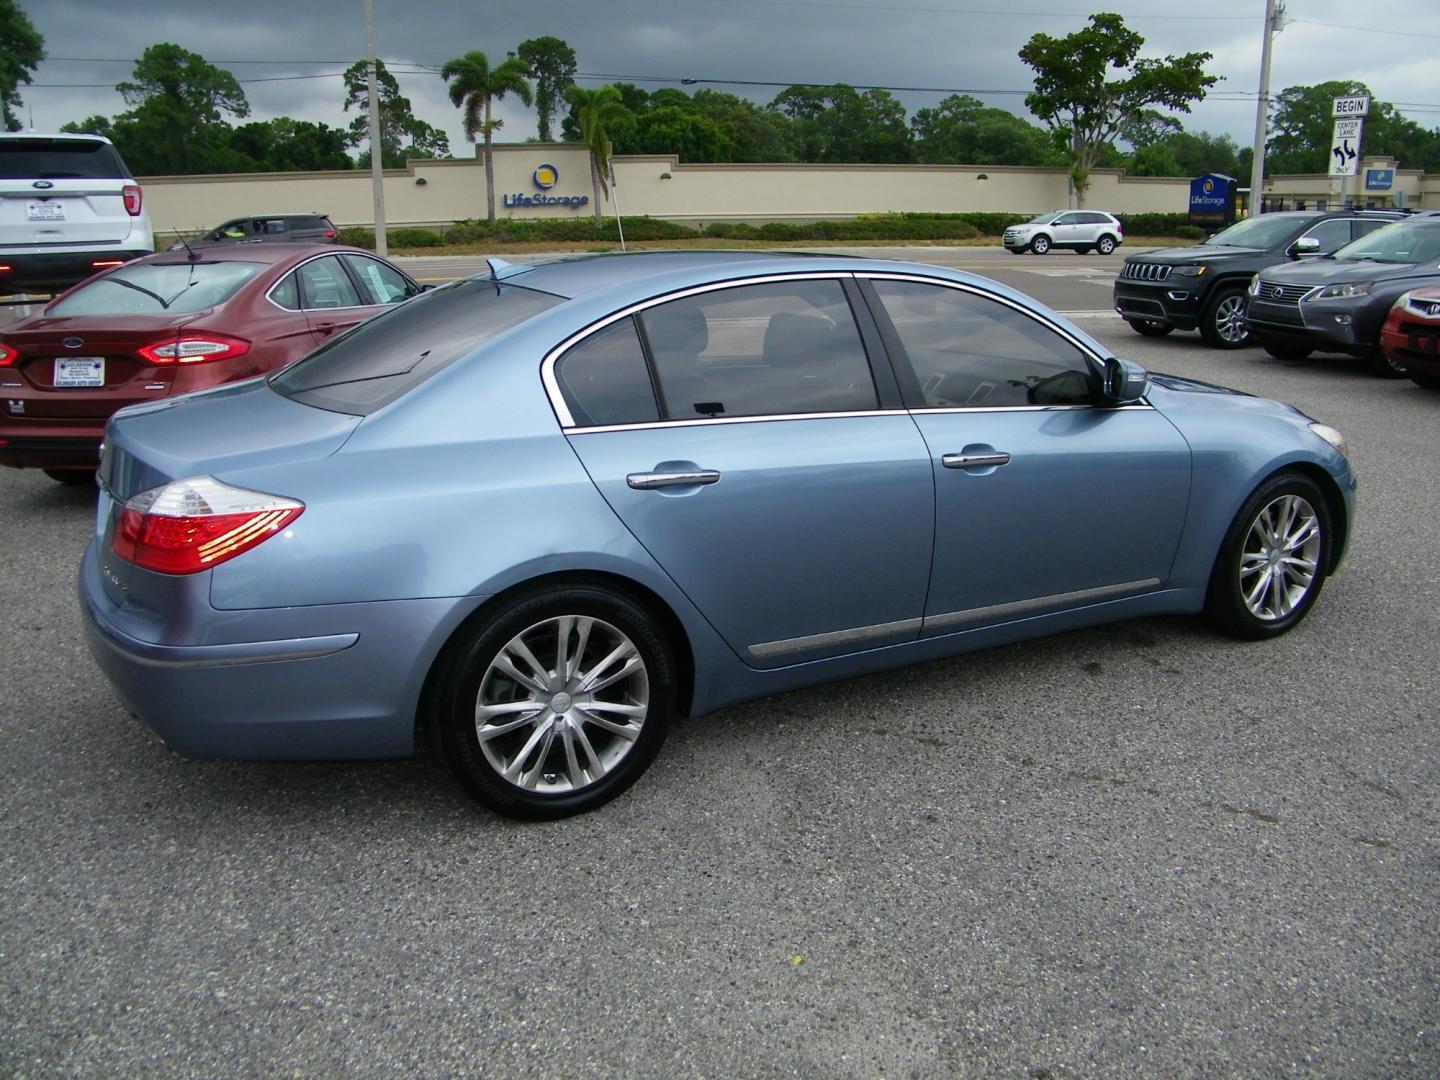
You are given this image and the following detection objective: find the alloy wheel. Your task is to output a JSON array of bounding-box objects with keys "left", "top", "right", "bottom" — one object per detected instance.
[
  {"left": 1213, "top": 294, "right": 1250, "bottom": 345},
  {"left": 1238, "top": 494, "right": 1322, "bottom": 621},
  {"left": 475, "top": 615, "right": 650, "bottom": 794}
]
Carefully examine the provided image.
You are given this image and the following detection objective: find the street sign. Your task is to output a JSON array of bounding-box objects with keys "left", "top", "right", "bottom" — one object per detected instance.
[
  {"left": 1329, "top": 118, "right": 1363, "bottom": 177},
  {"left": 1332, "top": 96, "right": 1370, "bottom": 118}
]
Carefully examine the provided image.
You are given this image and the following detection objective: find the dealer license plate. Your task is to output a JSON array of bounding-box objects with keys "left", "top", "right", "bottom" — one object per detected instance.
[
  {"left": 55, "top": 357, "right": 104, "bottom": 388},
  {"left": 27, "top": 201, "right": 65, "bottom": 222}
]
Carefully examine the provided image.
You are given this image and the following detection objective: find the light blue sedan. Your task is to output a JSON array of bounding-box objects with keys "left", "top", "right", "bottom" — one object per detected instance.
[{"left": 81, "top": 252, "right": 1355, "bottom": 819}]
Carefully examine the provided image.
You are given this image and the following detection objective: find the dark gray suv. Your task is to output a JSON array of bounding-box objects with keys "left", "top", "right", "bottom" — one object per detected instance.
[{"left": 168, "top": 212, "right": 338, "bottom": 251}]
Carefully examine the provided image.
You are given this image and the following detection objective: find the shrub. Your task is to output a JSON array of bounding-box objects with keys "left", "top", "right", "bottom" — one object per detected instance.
[
  {"left": 388, "top": 227, "right": 444, "bottom": 248},
  {"left": 337, "top": 227, "right": 375, "bottom": 249}
]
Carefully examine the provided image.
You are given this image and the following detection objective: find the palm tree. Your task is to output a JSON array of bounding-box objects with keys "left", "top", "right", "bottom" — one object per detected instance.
[
  {"left": 564, "top": 85, "right": 630, "bottom": 228},
  {"left": 440, "top": 50, "right": 533, "bottom": 224}
]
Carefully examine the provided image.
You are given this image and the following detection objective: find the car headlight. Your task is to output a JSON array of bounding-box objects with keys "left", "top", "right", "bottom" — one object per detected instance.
[
  {"left": 1247, "top": 275, "right": 1260, "bottom": 296},
  {"left": 1315, "top": 281, "right": 1372, "bottom": 299},
  {"left": 1308, "top": 422, "right": 1348, "bottom": 458},
  {"left": 1173, "top": 265, "right": 1208, "bottom": 277}
]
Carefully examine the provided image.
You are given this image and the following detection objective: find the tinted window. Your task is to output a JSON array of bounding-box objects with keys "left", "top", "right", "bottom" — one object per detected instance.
[
  {"left": 342, "top": 254, "right": 418, "bottom": 304},
  {"left": 871, "top": 280, "right": 1096, "bottom": 408},
  {"left": 1205, "top": 214, "right": 1315, "bottom": 249},
  {"left": 555, "top": 317, "right": 659, "bottom": 426},
  {"left": 49, "top": 261, "right": 262, "bottom": 316},
  {"left": 1333, "top": 221, "right": 1440, "bottom": 264},
  {"left": 270, "top": 271, "right": 300, "bottom": 310},
  {"left": 270, "top": 280, "right": 562, "bottom": 414},
  {"left": 1079, "top": 212, "right": 1111, "bottom": 225},
  {"left": 1054, "top": 213, "right": 1081, "bottom": 226},
  {"left": 261, "top": 219, "right": 289, "bottom": 234},
  {"left": 1352, "top": 219, "right": 1391, "bottom": 240},
  {"left": 1299, "top": 219, "right": 1351, "bottom": 252},
  {"left": 639, "top": 280, "right": 877, "bottom": 420},
  {"left": 0, "top": 139, "right": 129, "bottom": 179},
  {"left": 298, "top": 255, "right": 362, "bottom": 308}
]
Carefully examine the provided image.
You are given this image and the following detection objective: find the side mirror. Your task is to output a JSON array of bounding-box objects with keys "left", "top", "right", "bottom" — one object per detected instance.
[
  {"left": 1102, "top": 356, "right": 1149, "bottom": 404},
  {"left": 1291, "top": 236, "right": 1322, "bottom": 258}
]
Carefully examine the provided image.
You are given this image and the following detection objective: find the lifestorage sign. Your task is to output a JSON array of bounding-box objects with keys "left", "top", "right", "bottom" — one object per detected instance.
[
  {"left": 503, "top": 163, "right": 590, "bottom": 210},
  {"left": 1188, "top": 173, "right": 1236, "bottom": 226}
]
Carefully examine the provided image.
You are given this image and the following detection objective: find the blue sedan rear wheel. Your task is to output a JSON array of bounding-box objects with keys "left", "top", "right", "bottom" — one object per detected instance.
[
  {"left": 432, "top": 584, "right": 676, "bottom": 820},
  {"left": 1205, "top": 472, "right": 1332, "bottom": 639}
]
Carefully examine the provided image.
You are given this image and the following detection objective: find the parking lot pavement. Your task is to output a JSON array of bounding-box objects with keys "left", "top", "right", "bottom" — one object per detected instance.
[{"left": 1, "top": 324, "right": 1437, "bottom": 1079}]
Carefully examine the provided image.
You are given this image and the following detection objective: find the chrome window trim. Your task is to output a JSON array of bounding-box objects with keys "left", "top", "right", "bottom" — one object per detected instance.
[
  {"left": 541, "top": 271, "right": 858, "bottom": 429},
  {"left": 263, "top": 250, "right": 407, "bottom": 314}
]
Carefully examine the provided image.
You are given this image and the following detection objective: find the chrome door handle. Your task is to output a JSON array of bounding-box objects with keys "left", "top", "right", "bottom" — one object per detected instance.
[
  {"left": 627, "top": 470, "right": 721, "bottom": 490},
  {"left": 942, "top": 452, "right": 1011, "bottom": 469}
]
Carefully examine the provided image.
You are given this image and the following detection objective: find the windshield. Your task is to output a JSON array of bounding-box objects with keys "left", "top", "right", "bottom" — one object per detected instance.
[
  {"left": 0, "top": 139, "right": 130, "bottom": 180},
  {"left": 270, "top": 278, "right": 563, "bottom": 414},
  {"left": 1331, "top": 221, "right": 1440, "bottom": 264},
  {"left": 49, "top": 261, "right": 262, "bottom": 315},
  {"left": 1204, "top": 215, "right": 1312, "bottom": 249}
]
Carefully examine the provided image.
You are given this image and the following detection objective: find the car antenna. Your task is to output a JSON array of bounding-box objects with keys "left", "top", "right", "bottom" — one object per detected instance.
[{"left": 173, "top": 230, "right": 201, "bottom": 262}]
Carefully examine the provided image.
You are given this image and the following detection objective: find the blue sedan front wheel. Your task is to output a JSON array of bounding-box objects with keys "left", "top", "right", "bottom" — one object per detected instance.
[
  {"left": 432, "top": 584, "right": 676, "bottom": 820},
  {"left": 1205, "top": 472, "right": 1332, "bottom": 640}
]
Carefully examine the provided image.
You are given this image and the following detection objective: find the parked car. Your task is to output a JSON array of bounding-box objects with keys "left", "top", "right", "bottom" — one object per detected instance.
[
  {"left": 1002, "top": 211, "right": 1123, "bottom": 256},
  {"left": 1113, "top": 209, "right": 1406, "bottom": 349},
  {"left": 0, "top": 244, "right": 420, "bottom": 480},
  {"left": 1245, "top": 216, "right": 1440, "bottom": 376},
  {"left": 0, "top": 132, "right": 153, "bottom": 297},
  {"left": 78, "top": 252, "right": 1355, "bottom": 820},
  {"left": 1378, "top": 284, "right": 1440, "bottom": 390},
  {"left": 166, "top": 212, "right": 338, "bottom": 251}
]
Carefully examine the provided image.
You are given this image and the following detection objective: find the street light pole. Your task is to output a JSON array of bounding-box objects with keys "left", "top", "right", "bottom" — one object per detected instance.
[
  {"left": 364, "top": 0, "right": 388, "bottom": 256},
  {"left": 1248, "top": 0, "right": 1281, "bottom": 215}
]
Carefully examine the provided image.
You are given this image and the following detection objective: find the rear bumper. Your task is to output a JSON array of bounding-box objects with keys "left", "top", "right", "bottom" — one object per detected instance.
[
  {"left": 0, "top": 248, "right": 151, "bottom": 296},
  {"left": 78, "top": 540, "right": 484, "bottom": 761}
]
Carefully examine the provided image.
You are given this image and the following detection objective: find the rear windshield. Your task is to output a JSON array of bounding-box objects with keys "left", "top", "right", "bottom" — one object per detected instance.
[
  {"left": 0, "top": 139, "right": 130, "bottom": 180},
  {"left": 49, "top": 261, "right": 262, "bottom": 315},
  {"left": 269, "top": 278, "right": 564, "bottom": 414}
]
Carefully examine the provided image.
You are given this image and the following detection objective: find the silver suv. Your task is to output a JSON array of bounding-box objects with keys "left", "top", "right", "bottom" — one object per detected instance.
[
  {"left": 1003, "top": 210, "right": 1124, "bottom": 256},
  {"left": 0, "top": 132, "right": 154, "bottom": 297}
]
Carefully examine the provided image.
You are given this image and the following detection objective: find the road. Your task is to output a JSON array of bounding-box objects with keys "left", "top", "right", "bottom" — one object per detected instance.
[{"left": 1, "top": 262, "right": 1437, "bottom": 1079}]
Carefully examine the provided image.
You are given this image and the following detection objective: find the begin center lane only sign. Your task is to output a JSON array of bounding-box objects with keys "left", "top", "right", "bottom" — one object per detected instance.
[{"left": 1329, "top": 117, "right": 1363, "bottom": 177}]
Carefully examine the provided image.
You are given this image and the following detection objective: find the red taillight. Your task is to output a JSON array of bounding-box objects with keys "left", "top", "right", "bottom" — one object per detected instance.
[
  {"left": 1116, "top": 220, "right": 1125, "bottom": 235},
  {"left": 0, "top": 263, "right": 12, "bottom": 272},
  {"left": 137, "top": 333, "right": 250, "bottom": 365},
  {"left": 111, "top": 476, "right": 303, "bottom": 574},
  {"left": 123, "top": 184, "right": 143, "bottom": 217},
  {"left": 324, "top": 230, "right": 337, "bottom": 239},
  {"left": 0, "top": 342, "right": 15, "bottom": 366}
]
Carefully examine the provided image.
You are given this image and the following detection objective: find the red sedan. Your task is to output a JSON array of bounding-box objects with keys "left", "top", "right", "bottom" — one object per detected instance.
[
  {"left": 0, "top": 244, "right": 422, "bottom": 480},
  {"left": 1379, "top": 284, "right": 1440, "bottom": 391}
]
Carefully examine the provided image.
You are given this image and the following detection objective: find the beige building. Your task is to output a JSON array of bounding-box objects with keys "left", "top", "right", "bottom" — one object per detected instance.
[{"left": 136, "top": 144, "right": 1440, "bottom": 238}]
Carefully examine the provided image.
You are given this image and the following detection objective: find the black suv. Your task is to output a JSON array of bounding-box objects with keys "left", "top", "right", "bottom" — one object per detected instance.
[
  {"left": 1113, "top": 210, "right": 1406, "bottom": 349},
  {"left": 167, "top": 212, "right": 338, "bottom": 250}
]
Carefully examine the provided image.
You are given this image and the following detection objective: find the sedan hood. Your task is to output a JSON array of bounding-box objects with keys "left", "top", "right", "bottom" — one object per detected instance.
[
  {"left": 101, "top": 377, "right": 361, "bottom": 500},
  {"left": 1261, "top": 257, "right": 1425, "bottom": 285}
]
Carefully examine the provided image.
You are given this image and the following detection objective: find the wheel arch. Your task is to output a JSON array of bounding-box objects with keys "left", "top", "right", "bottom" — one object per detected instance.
[
  {"left": 415, "top": 569, "right": 698, "bottom": 746},
  {"left": 1280, "top": 461, "right": 1350, "bottom": 573}
]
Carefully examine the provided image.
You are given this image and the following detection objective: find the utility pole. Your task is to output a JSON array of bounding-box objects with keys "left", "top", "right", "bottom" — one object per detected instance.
[
  {"left": 364, "top": 0, "right": 388, "bottom": 256},
  {"left": 1248, "top": 0, "right": 1283, "bottom": 215}
]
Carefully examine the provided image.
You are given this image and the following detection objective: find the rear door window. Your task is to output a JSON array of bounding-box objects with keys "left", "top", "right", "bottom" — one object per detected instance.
[
  {"left": 341, "top": 253, "right": 419, "bottom": 304},
  {"left": 297, "top": 255, "right": 363, "bottom": 309}
]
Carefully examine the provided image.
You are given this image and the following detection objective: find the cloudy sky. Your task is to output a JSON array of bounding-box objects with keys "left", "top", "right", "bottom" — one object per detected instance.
[{"left": 16, "top": 0, "right": 1440, "bottom": 161}]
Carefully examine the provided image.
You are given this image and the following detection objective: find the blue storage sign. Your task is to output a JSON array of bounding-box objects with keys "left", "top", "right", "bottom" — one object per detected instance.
[
  {"left": 1189, "top": 173, "right": 1236, "bottom": 225},
  {"left": 1366, "top": 168, "right": 1395, "bottom": 190}
]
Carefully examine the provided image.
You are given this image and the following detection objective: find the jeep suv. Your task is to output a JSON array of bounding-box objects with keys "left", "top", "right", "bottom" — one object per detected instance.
[
  {"left": 1003, "top": 211, "right": 1124, "bottom": 255},
  {"left": 0, "top": 133, "right": 154, "bottom": 297},
  {"left": 168, "top": 212, "right": 338, "bottom": 250},
  {"left": 1112, "top": 209, "right": 1405, "bottom": 348}
]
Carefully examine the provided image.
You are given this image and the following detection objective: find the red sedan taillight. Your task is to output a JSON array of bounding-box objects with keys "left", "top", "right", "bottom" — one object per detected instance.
[
  {"left": 123, "top": 184, "right": 143, "bottom": 216},
  {"left": 137, "top": 333, "right": 250, "bottom": 365},
  {"left": 111, "top": 476, "right": 303, "bottom": 574},
  {"left": 0, "top": 342, "right": 15, "bottom": 366}
]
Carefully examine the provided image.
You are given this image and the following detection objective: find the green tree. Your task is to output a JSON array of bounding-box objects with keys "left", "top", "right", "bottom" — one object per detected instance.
[
  {"left": 59, "top": 115, "right": 114, "bottom": 139},
  {"left": 563, "top": 84, "right": 630, "bottom": 226},
  {"left": 1128, "top": 142, "right": 1183, "bottom": 177},
  {"left": 516, "top": 36, "right": 576, "bottom": 143},
  {"left": 1019, "top": 13, "right": 1216, "bottom": 206},
  {"left": 690, "top": 90, "right": 796, "bottom": 162},
  {"left": 911, "top": 95, "right": 1062, "bottom": 166},
  {"left": 229, "top": 118, "right": 355, "bottom": 172},
  {"left": 440, "top": 50, "right": 533, "bottom": 223},
  {"left": 630, "top": 107, "right": 733, "bottom": 162},
  {"left": 111, "top": 43, "right": 251, "bottom": 173},
  {"left": 771, "top": 85, "right": 913, "bottom": 163},
  {"left": 0, "top": 0, "right": 44, "bottom": 131},
  {"left": 1268, "top": 81, "right": 1440, "bottom": 174},
  {"left": 342, "top": 59, "right": 451, "bottom": 168}
]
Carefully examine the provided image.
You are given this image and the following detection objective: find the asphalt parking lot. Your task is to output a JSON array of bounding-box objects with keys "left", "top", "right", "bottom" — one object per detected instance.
[{"left": 1, "top": 294, "right": 1437, "bottom": 1078}]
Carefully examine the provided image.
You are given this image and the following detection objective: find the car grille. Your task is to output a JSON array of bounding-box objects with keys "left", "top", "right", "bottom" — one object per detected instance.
[
  {"left": 1254, "top": 281, "right": 1312, "bottom": 303},
  {"left": 1120, "top": 262, "right": 1171, "bottom": 282}
]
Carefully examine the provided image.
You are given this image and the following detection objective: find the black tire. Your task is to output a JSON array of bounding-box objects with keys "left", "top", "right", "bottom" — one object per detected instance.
[
  {"left": 1204, "top": 471, "right": 1332, "bottom": 640},
  {"left": 43, "top": 468, "right": 95, "bottom": 486},
  {"left": 1127, "top": 319, "right": 1174, "bottom": 338},
  {"left": 1030, "top": 234, "right": 1052, "bottom": 255},
  {"left": 1008, "top": 248, "right": 1026, "bottom": 256},
  {"left": 1096, "top": 235, "right": 1117, "bottom": 255},
  {"left": 1263, "top": 342, "right": 1313, "bottom": 361},
  {"left": 431, "top": 583, "right": 676, "bottom": 820},
  {"left": 1074, "top": 246, "right": 1091, "bottom": 255},
  {"left": 1198, "top": 286, "right": 1252, "bottom": 349},
  {"left": 1410, "top": 370, "right": 1440, "bottom": 391},
  {"left": 1366, "top": 346, "right": 1408, "bottom": 379}
]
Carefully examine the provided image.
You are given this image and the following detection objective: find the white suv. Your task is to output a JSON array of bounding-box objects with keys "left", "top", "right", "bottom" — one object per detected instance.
[
  {"left": 1003, "top": 210, "right": 1124, "bottom": 256},
  {"left": 0, "top": 132, "right": 154, "bottom": 297}
]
